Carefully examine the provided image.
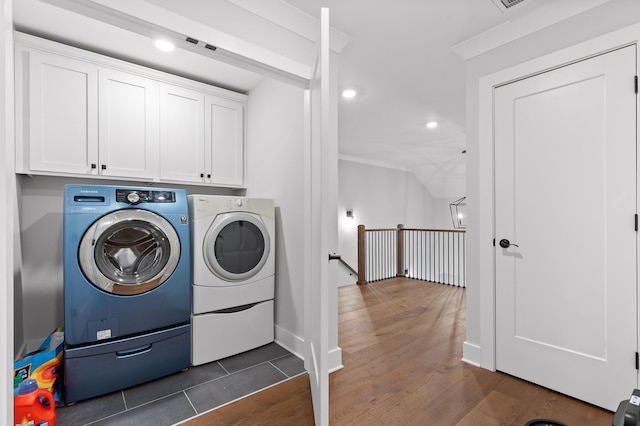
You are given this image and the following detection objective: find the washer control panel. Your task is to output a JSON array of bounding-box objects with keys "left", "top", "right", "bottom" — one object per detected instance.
[{"left": 116, "top": 189, "right": 176, "bottom": 205}]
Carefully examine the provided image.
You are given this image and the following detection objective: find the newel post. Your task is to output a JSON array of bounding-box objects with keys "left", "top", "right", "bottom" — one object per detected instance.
[
  {"left": 357, "top": 225, "right": 367, "bottom": 285},
  {"left": 396, "top": 224, "right": 405, "bottom": 277}
]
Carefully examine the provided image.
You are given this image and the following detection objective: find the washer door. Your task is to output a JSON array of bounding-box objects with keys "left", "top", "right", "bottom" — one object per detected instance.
[
  {"left": 79, "top": 209, "right": 180, "bottom": 295},
  {"left": 203, "top": 212, "right": 270, "bottom": 282}
]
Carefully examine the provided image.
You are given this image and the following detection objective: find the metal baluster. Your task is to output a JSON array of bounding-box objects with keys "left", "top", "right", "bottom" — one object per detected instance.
[
  {"left": 393, "top": 231, "right": 397, "bottom": 276},
  {"left": 462, "top": 232, "right": 466, "bottom": 287},
  {"left": 421, "top": 231, "right": 425, "bottom": 281},
  {"left": 373, "top": 232, "right": 378, "bottom": 281},
  {"left": 365, "top": 232, "right": 369, "bottom": 283},
  {"left": 384, "top": 231, "right": 388, "bottom": 279},
  {"left": 453, "top": 232, "right": 460, "bottom": 287},
  {"left": 448, "top": 232, "right": 452, "bottom": 284}
]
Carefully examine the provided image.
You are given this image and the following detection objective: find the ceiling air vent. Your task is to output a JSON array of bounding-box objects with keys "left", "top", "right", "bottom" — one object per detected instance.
[
  {"left": 491, "top": 0, "right": 526, "bottom": 13},
  {"left": 501, "top": 0, "right": 525, "bottom": 7}
]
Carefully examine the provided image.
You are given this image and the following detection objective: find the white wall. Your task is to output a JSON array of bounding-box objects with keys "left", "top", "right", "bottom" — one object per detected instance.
[
  {"left": 433, "top": 196, "right": 462, "bottom": 230},
  {"left": 337, "top": 159, "right": 460, "bottom": 285},
  {"left": 464, "top": 0, "right": 640, "bottom": 367},
  {"left": 19, "top": 177, "right": 64, "bottom": 346},
  {"left": 244, "top": 77, "right": 307, "bottom": 357}
]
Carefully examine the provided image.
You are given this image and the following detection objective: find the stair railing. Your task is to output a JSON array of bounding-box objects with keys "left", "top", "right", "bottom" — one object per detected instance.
[{"left": 357, "top": 224, "right": 466, "bottom": 287}]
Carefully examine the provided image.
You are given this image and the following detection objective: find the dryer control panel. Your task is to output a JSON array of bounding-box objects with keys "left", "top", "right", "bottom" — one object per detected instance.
[{"left": 116, "top": 189, "right": 176, "bottom": 205}]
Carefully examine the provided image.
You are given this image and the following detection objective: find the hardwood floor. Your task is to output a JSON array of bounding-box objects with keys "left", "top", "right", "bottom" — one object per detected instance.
[
  {"left": 182, "top": 373, "right": 314, "bottom": 425},
  {"left": 184, "top": 278, "right": 614, "bottom": 425}
]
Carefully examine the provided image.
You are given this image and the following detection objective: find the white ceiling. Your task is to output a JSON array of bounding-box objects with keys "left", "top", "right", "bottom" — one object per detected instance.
[{"left": 12, "top": 0, "right": 610, "bottom": 198}]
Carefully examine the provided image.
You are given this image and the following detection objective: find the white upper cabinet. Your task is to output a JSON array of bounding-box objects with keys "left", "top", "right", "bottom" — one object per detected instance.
[
  {"left": 16, "top": 50, "right": 99, "bottom": 175},
  {"left": 98, "top": 69, "right": 158, "bottom": 180},
  {"left": 15, "top": 32, "right": 247, "bottom": 188},
  {"left": 206, "top": 96, "right": 245, "bottom": 187},
  {"left": 158, "top": 85, "right": 246, "bottom": 187},
  {"left": 16, "top": 50, "right": 158, "bottom": 180},
  {"left": 159, "top": 84, "right": 205, "bottom": 184}
]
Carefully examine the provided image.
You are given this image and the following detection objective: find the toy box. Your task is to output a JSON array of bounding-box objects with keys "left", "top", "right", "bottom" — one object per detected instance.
[{"left": 13, "top": 327, "right": 63, "bottom": 405}]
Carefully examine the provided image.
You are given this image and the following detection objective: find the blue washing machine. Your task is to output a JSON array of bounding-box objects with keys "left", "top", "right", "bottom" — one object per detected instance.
[{"left": 63, "top": 184, "right": 191, "bottom": 403}]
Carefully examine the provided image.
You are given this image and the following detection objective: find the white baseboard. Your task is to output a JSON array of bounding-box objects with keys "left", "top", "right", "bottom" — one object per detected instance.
[
  {"left": 461, "top": 341, "right": 481, "bottom": 367},
  {"left": 274, "top": 324, "right": 305, "bottom": 359},
  {"left": 328, "top": 346, "right": 343, "bottom": 373},
  {"left": 274, "top": 325, "right": 343, "bottom": 373}
]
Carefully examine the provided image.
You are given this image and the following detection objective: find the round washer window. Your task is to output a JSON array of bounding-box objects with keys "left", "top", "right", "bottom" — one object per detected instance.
[
  {"left": 79, "top": 210, "right": 180, "bottom": 295},
  {"left": 203, "top": 212, "right": 270, "bottom": 281}
]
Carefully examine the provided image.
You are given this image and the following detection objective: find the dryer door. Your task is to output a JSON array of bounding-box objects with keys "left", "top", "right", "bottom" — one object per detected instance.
[
  {"left": 203, "top": 212, "right": 270, "bottom": 282},
  {"left": 79, "top": 209, "right": 180, "bottom": 295}
]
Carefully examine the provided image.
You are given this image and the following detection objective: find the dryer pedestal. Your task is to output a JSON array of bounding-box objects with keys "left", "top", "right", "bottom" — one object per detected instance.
[
  {"left": 192, "top": 300, "right": 273, "bottom": 366},
  {"left": 64, "top": 324, "right": 190, "bottom": 403}
]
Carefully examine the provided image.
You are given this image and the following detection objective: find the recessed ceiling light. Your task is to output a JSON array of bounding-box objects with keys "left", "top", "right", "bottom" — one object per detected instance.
[
  {"left": 426, "top": 121, "right": 438, "bottom": 129},
  {"left": 154, "top": 39, "right": 175, "bottom": 52},
  {"left": 342, "top": 89, "right": 357, "bottom": 99}
]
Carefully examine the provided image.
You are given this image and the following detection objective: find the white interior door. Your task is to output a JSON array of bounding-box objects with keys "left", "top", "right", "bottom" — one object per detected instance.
[
  {"left": 304, "top": 7, "right": 332, "bottom": 426},
  {"left": 495, "top": 45, "right": 637, "bottom": 410}
]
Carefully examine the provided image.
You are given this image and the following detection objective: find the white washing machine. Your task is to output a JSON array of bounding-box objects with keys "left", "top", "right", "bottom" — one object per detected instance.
[{"left": 188, "top": 195, "right": 275, "bottom": 365}]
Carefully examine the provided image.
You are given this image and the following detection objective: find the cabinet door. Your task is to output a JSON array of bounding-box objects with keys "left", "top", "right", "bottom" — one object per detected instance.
[
  {"left": 205, "top": 96, "right": 245, "bottom": 187},
  {"left": 98, "top": 69, "right": 158, "bottom": 179},
  {"left": 159, "top": 84, "right": 206, "bottom": 183},
  {"left": 26, "top": 51, "right": 98, "bottom": 174}
]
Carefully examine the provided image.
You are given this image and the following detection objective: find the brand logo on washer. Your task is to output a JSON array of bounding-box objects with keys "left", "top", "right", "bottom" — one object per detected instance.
[{"left": 180, "top": 215, "right": 188, "bottom": 225}]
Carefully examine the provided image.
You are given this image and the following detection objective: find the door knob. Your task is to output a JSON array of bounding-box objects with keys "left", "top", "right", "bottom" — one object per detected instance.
[{"left": 499, "top": 239, "right": 519, "bottom": 248}]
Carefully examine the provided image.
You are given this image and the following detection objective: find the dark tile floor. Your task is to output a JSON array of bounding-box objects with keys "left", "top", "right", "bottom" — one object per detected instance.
[{"left": 55, "top": 342, "right": 306, "bottom": 426}]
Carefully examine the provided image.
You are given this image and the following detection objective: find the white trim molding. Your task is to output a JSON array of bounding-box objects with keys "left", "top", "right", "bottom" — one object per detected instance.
[
  {"left": 1, "top": 0, "right": 15, "bottom": 422},
  {"left": 227, "top": 0, "right": 353, "bottom": 54},
  {"left": 274, "top": 325, "right": 343, "bottom": 373},
  {"left": 462, "top": 341, "right": 481, "bottom": 367},
  {"left": 42, "top": 0, "right": 312, "bottom": 87},
  {"left": 452, "top": 0, "right": 613, "bottom": 60}
]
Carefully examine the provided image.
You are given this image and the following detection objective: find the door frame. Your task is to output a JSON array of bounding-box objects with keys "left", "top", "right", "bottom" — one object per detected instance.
[
  {"left": 303, "top": 8, "right": 336, "bottom": 425},
  {"left": 467, "top": 24, "right": 640, "bottom": 372},
  {"left": 1, "top": 0, "right": 14, "bottom": 423}
]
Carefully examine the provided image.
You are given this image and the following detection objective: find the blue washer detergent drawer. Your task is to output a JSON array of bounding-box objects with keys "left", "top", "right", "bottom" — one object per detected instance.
[{"left": 64, "top": 323, "right": 190, "bottom": 403}]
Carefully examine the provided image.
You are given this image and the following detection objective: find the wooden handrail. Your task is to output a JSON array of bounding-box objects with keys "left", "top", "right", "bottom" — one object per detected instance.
[
  {"left": 364, "top": 228, "right": 465, "bottom": 234},
  {"left": 399, "top": 228, "right": 466, "bottom": 233}
]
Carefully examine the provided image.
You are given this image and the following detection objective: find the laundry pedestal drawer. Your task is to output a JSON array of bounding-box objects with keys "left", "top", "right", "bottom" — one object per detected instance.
[
  {"left": 64, "top": 323, "right": 190, "bottom": 403},
  {"left": 192, "top": 300, "right": 274, "bottom": 366}
]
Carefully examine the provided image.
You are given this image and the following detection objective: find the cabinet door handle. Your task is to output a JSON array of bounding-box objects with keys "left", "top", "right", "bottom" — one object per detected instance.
[
  {"left": 207, "top": 174, "right": 211, "bottom": 179},
  {"left": 101, "top": 164, "right": 107, "bottom": 170},
  {"left": 91, "top": 163, "right": 97, "bottom": 169},
  {"left": 200, "top": 173, "right": 204, "bottom": 178}
]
